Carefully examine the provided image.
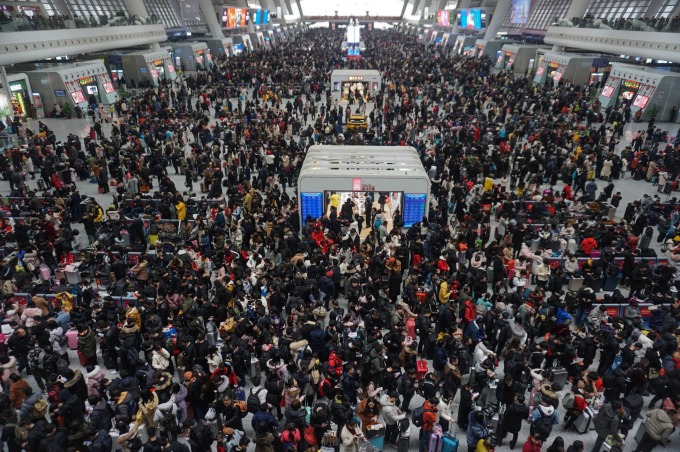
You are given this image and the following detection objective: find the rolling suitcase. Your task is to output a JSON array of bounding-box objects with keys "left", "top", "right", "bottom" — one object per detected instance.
[
  {"left": 573, "top": 407, "right": 594, "bottom": 433},
  {"left": 37, "top": 178, "right": 47, "bottom": 191},
  {"left": 442, "top": 433, "right": 459, "bottom": 452},
  {"left": 639, "top": 235, "right": 652, "bottom": 252},
  {"left": 551, "top": 240, "right": 560, "bottom": 252},
  {"left": 531, "top": 238, "right": 541, "bottom": 252},
  {"left": 567, "top": 239, "right": 578, "bottom": 254},
  {"left": 65, "top": 328, "right": 79, "bottom": 350},
  {"left": 120, "top": 230, "right": 131, "bottom": 247},
  {"left": 568, "top": 277, "right": 584, "bottom": 292},
  {"left": 590, "top": 277, "right": 604, "bottom": 292},
  {"left": 429, "top": 431, "right": 443, "bottom": 452},
  {"left": 603, "top": 276, "right": 619, "bottom": 292},
  {"left": 548, "top": 366, "right": 568, "bottom": 390}
]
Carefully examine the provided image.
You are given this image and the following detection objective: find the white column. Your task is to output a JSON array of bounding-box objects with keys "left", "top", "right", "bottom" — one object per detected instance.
[
  {"left": 483, "top": 0, "right": 511, "bottom": 40},
  {"left": 563, "top": 0, "right": 590, "bottom": 22},
  {"left": 124, "top": 0, "right": 149, "bottom": 18},
  {"left": 198, "top": 0, "right": 224, "bottom": 38},
  {"left": 400, "top": 0, "right": 409, "bottom": 19},
  {"left": 453, "top": 0, "right": 471, "bottom": 32},
  {"left": 411, "top": 0, "right": 422, "bottom": 17},
  {"left": 552, "top": 0, "right": 590, "bottom": 51},
  {"left": 0, "top": 67, "right": 11, "bottom": 120},
  {"left": 296, "top": 0, "right": 304, "bottom": 18}
]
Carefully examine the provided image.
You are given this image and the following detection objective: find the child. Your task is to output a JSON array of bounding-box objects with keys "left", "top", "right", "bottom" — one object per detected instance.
[{"left": 397, "top": 418, "right": 411, "bottom": 452}]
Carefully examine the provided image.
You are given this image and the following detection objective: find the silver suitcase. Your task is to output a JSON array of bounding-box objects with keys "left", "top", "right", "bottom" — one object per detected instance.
[
  {"left": 568, "top": 277, "right": 584, "bottom": 292},
  {"left": 634, "top": 418, "right": 646, "bottom": 443},
  {"left": 567, "top": 239, "right": 578, "bottom": 254},
  {"left": 573, "top": 407, "right": 594, "bottom": 433},
  {"left": 531, "top": 238, "right": 541, "bottom": 252}
]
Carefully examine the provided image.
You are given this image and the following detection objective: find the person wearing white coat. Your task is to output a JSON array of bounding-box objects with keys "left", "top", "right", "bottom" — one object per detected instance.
[{"left": 151, "top": 346, "right": 170, "bottom": 372}]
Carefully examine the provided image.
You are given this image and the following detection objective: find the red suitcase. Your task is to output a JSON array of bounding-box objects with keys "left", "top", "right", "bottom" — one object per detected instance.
[
  {"left": 416, "top": 360, "right": 428, "bottom": 381},
  {"left": 65, "top": 328, "right": 79, "bottom": 350}
]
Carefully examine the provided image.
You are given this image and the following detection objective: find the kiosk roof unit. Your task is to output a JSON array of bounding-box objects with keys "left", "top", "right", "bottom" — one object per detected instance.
[
  {"left": 299, "top": 146, "right": 427, "bottom": 177},
  {"left": 297, "top": 146, "right": 430, "bottom": 228}
]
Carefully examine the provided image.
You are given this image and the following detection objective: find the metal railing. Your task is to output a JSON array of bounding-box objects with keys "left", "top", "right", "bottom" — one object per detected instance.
[
  {"left": 551, "top": 15, "right": 680, "bottom": 33},
  {"left": 0, "top": 13, "right": 162, "bottom": 32}
]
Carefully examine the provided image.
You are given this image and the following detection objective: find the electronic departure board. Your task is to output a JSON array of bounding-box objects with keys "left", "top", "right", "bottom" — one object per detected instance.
[
  {"left": 301, "top": 192, "right": 323, "bottom": 225},
  {"left": 403, "top": 194, "right": 426, "bottom": 227}
]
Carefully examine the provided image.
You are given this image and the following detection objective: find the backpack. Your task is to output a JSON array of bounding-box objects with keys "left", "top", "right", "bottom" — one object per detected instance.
[
  {"left": 373, "top": 216, "right": 382, "bottom": 231},
  {"left": 159, "top": 408, "right": 179, "bottom": 434},
  {"left": 562, "top": 392, "right": 575, "bottom": 410},
  {"left": 328, "top": 353, "right": 343, "bottom": 376},
  {"left": 57, "top": 334, "right": 68, "bottom": 348},
  {"left": 531, "top": 413, "right": 554, "bottom": 441},
  {"left": 247, "top": 388, "right": 262, "bottom": 413},
  {"left": 318, "top": 378, "right": 331, "bottom": 398},
  {"left": 411, "top": 406, "right": 432, "bottom": 428}
]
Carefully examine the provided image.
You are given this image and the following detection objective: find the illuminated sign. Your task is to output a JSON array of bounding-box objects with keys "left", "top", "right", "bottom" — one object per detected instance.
[
  {"left": 152, "top": 59, "right": 163, "bottom": 66},
  {"left": 348, "top": 76, "right": 364, "bottom": 81},
  {"left": 632, "top": 95, "right": 650, "bottom": 109},
  {"left": 548, "top": 61, "right": 559, "bottom": 68},
  {"left": 601, "top": 86, "right": 615, "bottom": 98},
  {"left": 352, "top": 178, "right": 362, "bottom": 191},
  {"left": 9, "top": 83, "right": 22, "bottom": 91},
  {"left": 79, "top": 76, "right": 95, "bottom": 85},
  {"left": 622, "top": 79, "right": 639, "bottom": 89}
]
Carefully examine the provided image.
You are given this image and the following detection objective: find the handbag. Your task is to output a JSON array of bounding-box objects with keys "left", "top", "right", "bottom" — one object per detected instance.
[
  {"left": 649, "top": 368, "right": 660, "bottom": 380},
  {"left": 303, "top": 425, "right": 317, "bottom": 446}
]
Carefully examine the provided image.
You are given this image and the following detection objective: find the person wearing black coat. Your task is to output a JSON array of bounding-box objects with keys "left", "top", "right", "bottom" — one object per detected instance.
[
  {"left": 597, "top": 334, "right": 621, "bottom": 376},
  {"left": 398, "top": 369, "right": 418, "bottom": 412},
  {"left": 498, "top": 394, "right": 530, "bottom": 449},
  {"left": 496, "top": 374, "right": 523, "bottom": 406},
  {"left": 602, "top": 368, "right": 627, "bottom": 403},
  {"left": 457, "top": 383, "right": 477, "bottom": 429}
]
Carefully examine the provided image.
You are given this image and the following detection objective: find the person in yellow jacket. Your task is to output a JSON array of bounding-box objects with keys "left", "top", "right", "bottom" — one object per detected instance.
[
  {"left": 175, "top": 199, "right": 186, "bottom": 221},
  {"left": 137, "top": 389, "right": 159, "bottom": 428},
  {"left": 438, "top": 279, "right": 453, "bottom": 304}
]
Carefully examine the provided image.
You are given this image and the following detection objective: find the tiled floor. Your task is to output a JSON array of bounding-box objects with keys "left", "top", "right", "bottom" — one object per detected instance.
[{"left": 2, "top": 101, "right": 680, "bottom": 451}]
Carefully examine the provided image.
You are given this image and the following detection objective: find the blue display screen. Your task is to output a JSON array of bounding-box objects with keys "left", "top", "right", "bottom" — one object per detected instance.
[
  {"left": 301, "top": 192, "right": 323, "bottom": 225},
  {"left": 403, "top": 194, "right": 427, "bottom": 227}
]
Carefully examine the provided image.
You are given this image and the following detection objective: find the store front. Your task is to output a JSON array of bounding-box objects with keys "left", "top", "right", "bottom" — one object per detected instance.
[
  {"left": 330, "top": 70, "right": 382, "bottom": 104},
  {"left": 7, "top": 78, "right": 31, "bottom": 120}
]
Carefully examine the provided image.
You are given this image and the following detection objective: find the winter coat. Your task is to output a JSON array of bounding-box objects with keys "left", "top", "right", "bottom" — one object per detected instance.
[
  {"left": 340, "top": 425, "right": 363, "bottom": 452},
  {"left": 20, "top": 307, "right": 43, "bottom": 328},
  {"left": 77, "top": 329, "right": 97, "bottom": 358},
  {"left": 501, "top": 402, "right": 530, "bottom": 433},
  {"left": 593, "top": 404, "right": 622, "bottom": 439},
  {"left": 645, "top": 409, "right": 675, "bottom": 442},
  {"left": 380, "top": 394, "right": 406, "bottom": 426},
  {"left": 466, "top": 410, "right": 489, "bottom": 446},
  {"left": 151, "top": 349, "right": 171, "bottom": 371},
  {"left": 86, "top": 366, "right": 106, "bottom": 397}
]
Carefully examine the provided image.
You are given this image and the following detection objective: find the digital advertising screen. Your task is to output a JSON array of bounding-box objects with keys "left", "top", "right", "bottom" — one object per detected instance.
[
  {"left": 601, "top": 86, "right": 615, "bottom": 98},
  {"left": 403, "top": 194, "right": 427, "bottom": 228},
  {"left": 102, "top": 82, "right": 115, "bottom": 94},
  {"left": 633, "top": 95, "right": 650, "bottom": 109},
  {"left": 511, "top": 0, "right": 530, "bottom": 24},
  {"left": 301, "top": 193, "right": 323, "bottom": 225},
  {"left": 437, "top": 10, "right": 451, "bottom": 26},
  {"left": 460, "top": 9, "right": 485, "bottom": 29},
  {"left": 70, "top": 90, "right": 86, "bottom": 104},
  {"left": 223, "top": 7, "right": 249, "bottom": 28}
]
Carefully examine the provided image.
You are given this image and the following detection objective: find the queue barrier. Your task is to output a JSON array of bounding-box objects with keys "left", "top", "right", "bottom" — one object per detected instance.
[
  {"left": 10, "top": 292, "right": 139, "bottom": 309},
  {"left": 546, "top": 256, "right": 669, "bottom": 270}
]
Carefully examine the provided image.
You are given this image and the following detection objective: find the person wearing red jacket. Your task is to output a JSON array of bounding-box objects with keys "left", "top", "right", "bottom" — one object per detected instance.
[
  {"left": 522, "top": 433, "right": 543, "bottom": 452},
  {"left": 418, "top": 398, "right": 439, "bottom": 452},
  {"left": 580, "top": 236, "right": 598, "bottom": 255}
]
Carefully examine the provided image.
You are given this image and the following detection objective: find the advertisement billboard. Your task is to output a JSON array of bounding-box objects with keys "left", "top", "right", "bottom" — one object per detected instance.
[
  {"left": 459, "top": 9, "right": 485, "bottom": 29},
  {"left": 511, "top": 0, "right": 530, "bottom": 24},
  {"left": 222, "top": 7, "right": 249, "bottom": 28}
]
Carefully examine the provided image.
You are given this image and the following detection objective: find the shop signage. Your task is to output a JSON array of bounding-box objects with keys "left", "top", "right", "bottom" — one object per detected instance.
[
  {"left": 361, "top": 184, "right": 376, "bottom": 191},
  {"left": 548, "top": 61, "right": 559, "bottom": 68},
  {"left": 9, "top": 83, "right": 22, "bottom": 92},
  {"left": 352, "top": 178, "right": 362, "bottom": 191},
  {"left": 152, "top": 59, "right": 163, "bottom": 66},
  {"left": 79, "top": 76, "right": 95, "bottom": 85},
  {"left": 622, "top": 79, "right": 639, "bottom": 89},
  {"left": 348, "top": 76, "right": 364, "bottom": 81}
]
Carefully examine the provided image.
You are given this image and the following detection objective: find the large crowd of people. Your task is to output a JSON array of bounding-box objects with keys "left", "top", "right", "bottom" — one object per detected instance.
[{"left": 0, "top": 27, "right": 679, "bottom": 452}]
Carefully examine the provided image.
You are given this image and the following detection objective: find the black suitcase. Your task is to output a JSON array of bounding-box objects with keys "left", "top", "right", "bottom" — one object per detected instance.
[
  {"left": 37, "top": 179, "right": 47, "bottom": 191},
  {"left": 551, "top": 240, "right": 560, "bottom": 252},
  {"left": 640, "top": 235, "right": 652, "bottom": 251},
  {"left": 603, "top": 276, "right": 619, "bottom": 292},
  {"left": 641, "top": 248, "right": 657, "bottom": 257},
  {"left": 548, "top": 366, "right": 568, "bottom": 390}
]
